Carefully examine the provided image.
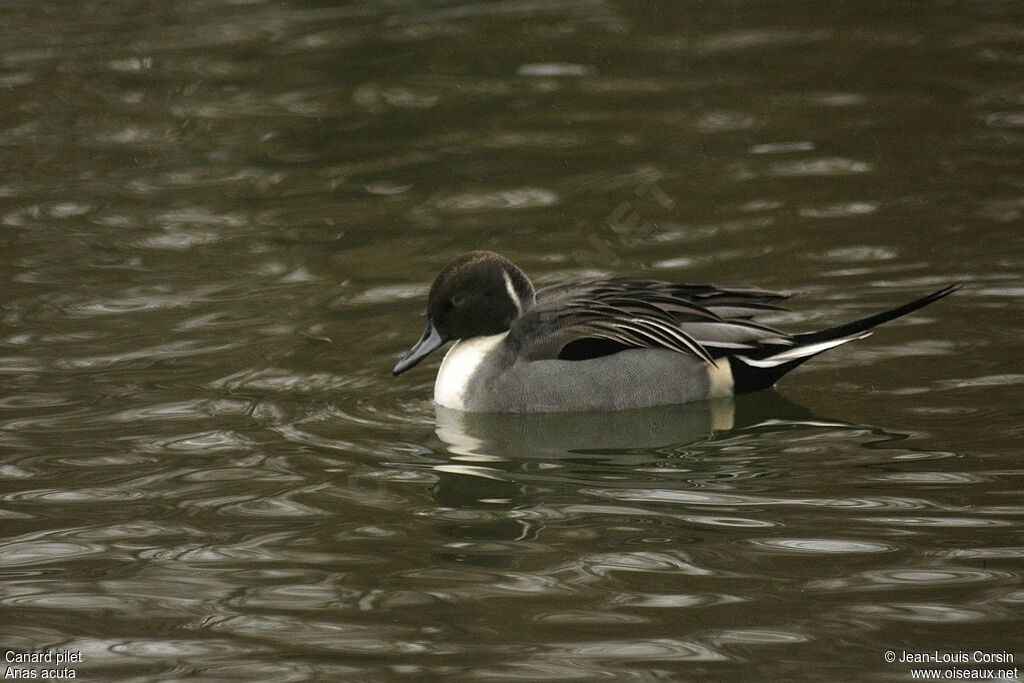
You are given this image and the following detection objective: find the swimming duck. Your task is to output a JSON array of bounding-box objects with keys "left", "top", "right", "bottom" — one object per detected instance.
[{"left": 392, "top": 251, "right": 961, "bottom": 412}]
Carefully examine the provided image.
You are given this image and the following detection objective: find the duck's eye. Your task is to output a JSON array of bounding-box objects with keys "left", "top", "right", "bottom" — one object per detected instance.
[{"left": 449, "top": 294, "right": 466, "bottom": 308}]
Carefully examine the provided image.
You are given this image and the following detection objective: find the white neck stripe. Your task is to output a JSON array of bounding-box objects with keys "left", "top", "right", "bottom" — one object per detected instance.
[{"left": 502, "top": 270, "right": 523, "bottom": 317}]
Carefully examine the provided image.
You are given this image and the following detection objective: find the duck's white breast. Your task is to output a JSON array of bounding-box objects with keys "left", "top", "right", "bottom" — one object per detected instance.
[{"left": 434, "top": 331, "right": 508, "bottom": 410}]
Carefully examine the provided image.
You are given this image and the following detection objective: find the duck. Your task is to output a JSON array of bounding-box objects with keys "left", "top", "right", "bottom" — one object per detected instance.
[{"left": 392, "top": 251, "right": 961, "bottom": 412}]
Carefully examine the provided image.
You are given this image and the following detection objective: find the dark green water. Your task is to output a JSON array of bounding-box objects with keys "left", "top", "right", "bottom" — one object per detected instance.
[{"left": 2, "top": 1, "right": 1022, "bottom": 680}]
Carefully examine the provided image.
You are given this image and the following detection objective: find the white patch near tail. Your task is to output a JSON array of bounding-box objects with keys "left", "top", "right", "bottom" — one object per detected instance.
[
  {"left": 706, "top": 360, "right": 735, "bottom": 398},
  {"left": 737, "top": 332, "right": 871, "bottom": 368}
]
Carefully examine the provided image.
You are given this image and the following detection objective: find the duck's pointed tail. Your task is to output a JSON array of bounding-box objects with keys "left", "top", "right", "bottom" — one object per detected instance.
[{"left": 727, "top": 283, "right": 963, "bottom": 394}]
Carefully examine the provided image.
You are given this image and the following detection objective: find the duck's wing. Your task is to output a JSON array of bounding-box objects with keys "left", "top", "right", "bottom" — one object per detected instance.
[
  {"left": 517, "top": 278, "right": 962, "bottom": 394},
  {"left": 518, "top": 279, "right": 793, "bottom": 363}
]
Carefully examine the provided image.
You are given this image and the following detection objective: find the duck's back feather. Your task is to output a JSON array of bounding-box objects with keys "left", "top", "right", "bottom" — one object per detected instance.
[{"left": 516, "top": 279, "right": 792, "bottom": 363}]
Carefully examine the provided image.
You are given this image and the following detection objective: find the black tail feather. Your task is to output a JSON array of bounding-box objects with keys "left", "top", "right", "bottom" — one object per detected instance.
[
  {"left": 729, "top": 283, "right": 963, "bottom": 395},
  {"left": 791, "top": 282, "right": 963, "bottom": 346}
]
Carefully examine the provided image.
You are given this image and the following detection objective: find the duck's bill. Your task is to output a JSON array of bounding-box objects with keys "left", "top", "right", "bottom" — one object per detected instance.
[{"left": 392, "top": 319, "right": 448, "bottom": 375}]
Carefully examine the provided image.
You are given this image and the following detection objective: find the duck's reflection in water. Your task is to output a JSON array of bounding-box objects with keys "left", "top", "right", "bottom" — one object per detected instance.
[{"left": 429, "top": 391, "right": 842, "bottom": 509}]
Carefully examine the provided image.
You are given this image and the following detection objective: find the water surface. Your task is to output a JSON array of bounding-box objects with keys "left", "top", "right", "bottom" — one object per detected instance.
[{"left": 2, "top": 0, "right": 1022, "bottom": 679}]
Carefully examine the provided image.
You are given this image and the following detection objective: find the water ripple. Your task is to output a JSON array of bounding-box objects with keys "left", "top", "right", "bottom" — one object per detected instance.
[
  {"left": 710, "top": 629, "right": 810, "bottom": 646},
  {"left": 860, "top": 515, "right": 1013, "bottom": 528},
  {"left": 0, "top": 393, "right": 77, "bottom": 409},
  {"left": 2, "top": 591, "right": 136, "bottom": 611},
  {"left": 578, "top": 551, "right": 714, "bottom": 577},
  {"left": 610, "top": 592, "right": 743, "bottom": 609},
  {"left": 583, "top": 488, "right": 936, "bottom": 511},
  {"left": 749, "top": 538, "right": 896, "bottom": 554},
  {"left": 766, "top": 157, "right": 873, "bottom": 176},
  {"left": 60, "top": 285, "right": 228, "bottom": 318},
  {"left": 113, "top": 399, "right": 255, "bottom": 424},
  {"left": 204, "top": 614, "right": 453, "bottom": 655},
  {"left": 939, "top": 547, "right": 1024, "bottom": 559},
  {"left": 817, "top": 568, "right": 1017, "bottom": 589},
  {"left": 432, "top": 187, "right": 560, "bottom": 212},
  {"left": 134, "top": 430, "right": 256, "bottom": 454},
  {"left": 0, "top": 540, "right": 106, "bottom": 567},
  {"left": 848, "top": 603, "right": 1001, "bottom": 623},
  {"left": 56, "top": 340, "right": 244, "bottom": 369},
  {"left": 533, "top": 609, "right": 650, "bottom": 625},
  {"left": 874, "top": 472, "right": 984, "bottom": 484},
  {"left": 556, "top": 638, "right": 730, "bottom": 662},
  {"left": 1, "top": 487, "right": 152, "bottom": 505},
  {"left": 352, "top": 83, "right": 442, "bottom": 112},
  {"left": 233, "top": 583, "right": 346, "bottom": 612},
  {"left": 682, "top": 515, "right": 779, "bottom": 528},
  {"left": 219, "top": 494, "right": 330, "bottom": 519},
  {"left": 517, "top": 62, "right": 596, "bottom": 77},
  {"left": 110, "top": 639, "right": 243, "bottom": 658}
]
